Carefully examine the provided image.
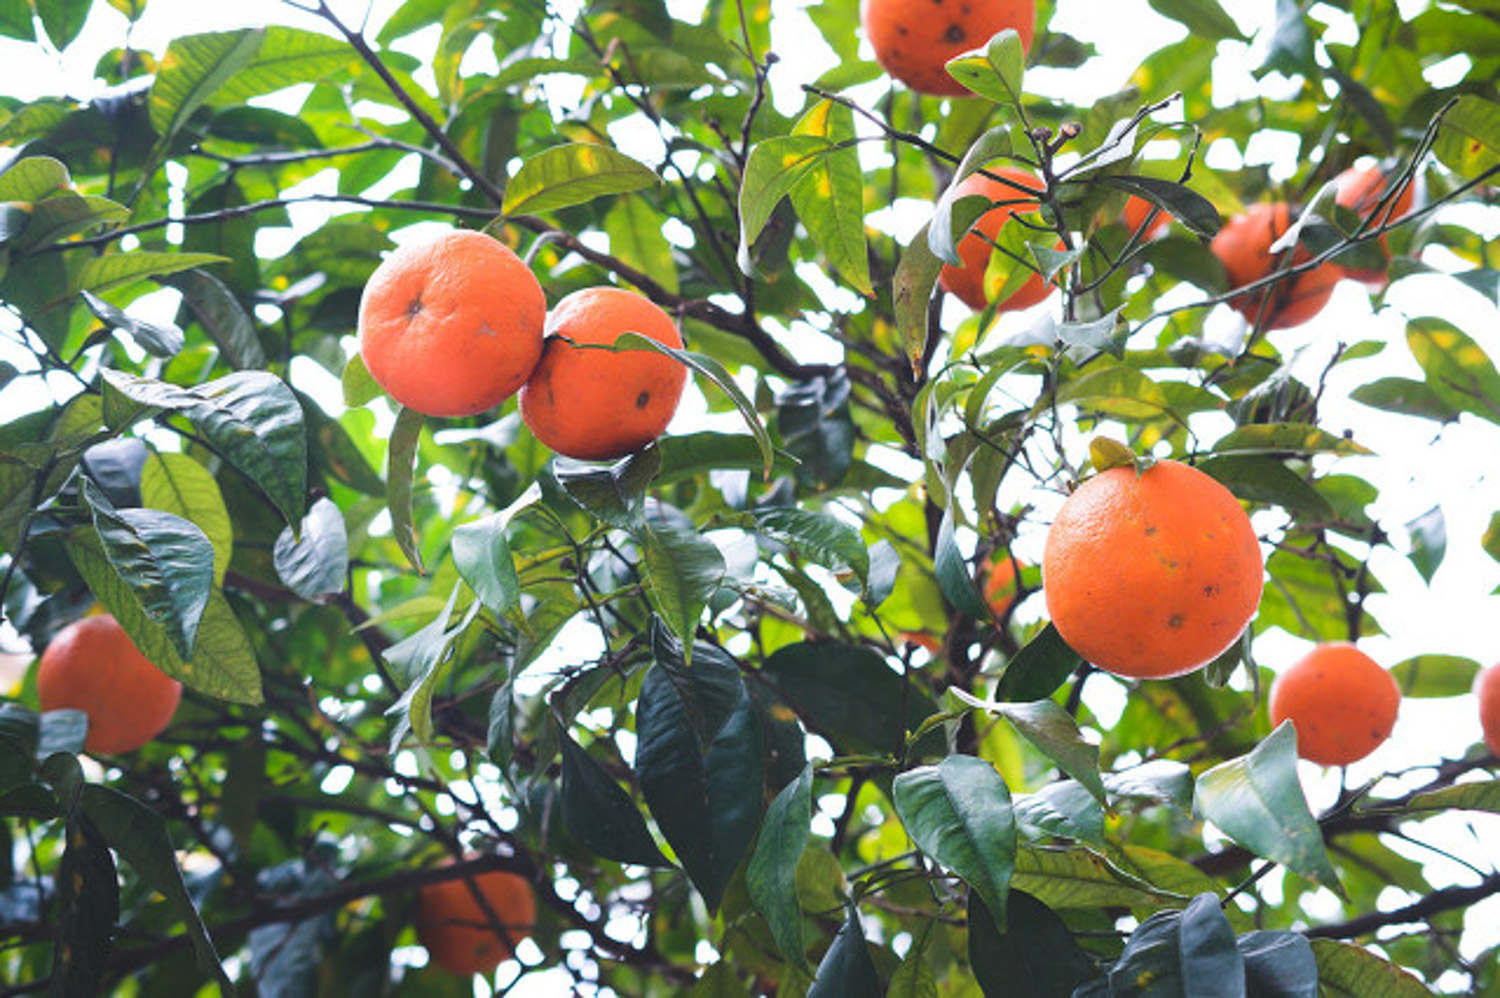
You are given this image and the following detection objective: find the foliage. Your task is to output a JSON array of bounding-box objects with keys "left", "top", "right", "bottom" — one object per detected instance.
[{"left": 0, "top": 0, "right": 1498, "bottom": 994}]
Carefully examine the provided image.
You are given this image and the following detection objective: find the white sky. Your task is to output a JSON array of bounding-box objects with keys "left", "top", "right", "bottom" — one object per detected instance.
[{"left": 0, "top": 0, "right": 1496, "bottom": 993}]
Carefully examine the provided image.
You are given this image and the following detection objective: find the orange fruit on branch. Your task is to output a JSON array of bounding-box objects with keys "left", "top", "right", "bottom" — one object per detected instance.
[
  {"left": 417, "top": 859, "right": 536, "bottom": 977},
  {"left": 1269, "top": 643, "right": 1400, "bottom": 766},
  {"left": 982, "top": 553, "right": 1022, "bottom": 619},
  {"left": 862, "top": 0, "right": 1035, "bottom": 95},
  {"left": 1042, "top": 459, "right": 1262, "bottom": 679},
  {"left": 1122, "top": 195, "right": 1170, "bottom": 241},
  {"left": 938, "top": 166, "right": 1058, "bottom": 313},
  {"left": 358, "top": 229, "right": 546, "bottom": 417},
  {"left": 1475, "top": 663, "right": 1500, "bottom": 756},
  {"left": 1209, "top": 202, "right": 1341, "bottom": 330},
  {"left": 1333, "top": 164, "right": 1416, "bottom": 287},
  {"left": 519, "top": 286, "right": 687, "bottom": 461},
  {"left": 36, "top": 614, "right": 181, "bottom": 755}
]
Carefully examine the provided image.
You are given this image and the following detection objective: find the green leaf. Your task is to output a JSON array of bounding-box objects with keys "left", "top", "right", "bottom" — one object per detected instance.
[
  {"left": 945, "top": 28, "right": 1025, "bottom": 109},
  {"left": 1104, "top": 759, "right": 1194, "bottom": 811},
  {"left": 149, "top": 29, "right": 266, "bottom": 142},
  {"left": 1236, "top": 931, "right": 1318, "bottom": 998},
  {"left": 82, "top": 480, "right": 213, "bottom": 662},
  {"left": 968, "top": 890, "right": 1096, "bottom": 998},
  {"left": 387, "top": 406, "right": 424, "bottom": 574},
  {"left": 1406, "top": 316, "right": 1500, "bottom": 424},
  {"left": 106, "top": 0, "right": 146, "bottom": 21},
  {"left": 1012, "top": 844, "right": 1188, "bottom": 910},
  {"left": 1178, "top": 893, "right": 1243, "bottom": 995},
  {"left": 557, "top": 724, "right": 670, "bottom": 866},
  {"left": 933, "top": 505, "right": 987, "bottom": 617},
  {"left": 893, "top": 755, "right": 1017, "bottom": 925},
  {"left": 929, "top": 128, "right": 1015, "bottom": 265},
  {"left": 605, "top": 194, "right": 678, "bottom": 294},
  {"left": 156, "top": 269, "right": 266, "bottom": 370},
  {"left": 788, "top": 100, "right": 870, "bottom": 296},
  {"left": 17, "top": 193, "right": 127, "bottom": 251},
  {"left": 452, "top": 482, "right": 540, "bottom": 618},
  {"left": 1057, "top": 365, "right": 1181, "bottom": 422},
  {"left": 1349, "top": 377, "right": 1460, "bottom": 423},
  {"left": 1211, "top": 422, "right": 1370, "bottom": 457},
  {"left": 1100, "top": 174, "right": 1223, "bottom": 238},
  {"left": 636, "top": 635, "right": 762, "bottom": 911},
  {"left": 35, "top": 0, "right": 87, "bottom": 48},
  {"left": 1193, "top": 722, "right": 1340, "bottom": 890},
  {"left": 80, "top": 784, "right": 229, "bottom": 989},
  {"left": 1310, "top": 939, "right": 1435, "bottom": 998},
  {"left": 610, "top": 332, "right": 774, "bottom": 478},
  {"left": 341, "top": 352, "right": 382, "bottom": 408},
  {"left": 50, "top": 817, "right": 118, "bottom": 998},
  {"left": 691, "top": 962, "right": 753, "bottom": 998},
  {"left": 994, "top": 624, "right": 1082, "bottom": 703},
  {"left": 894, "top": 220, "right": 944, "bottom": 372},
  {"left": 1147, "top": 0, "right": 1244, "bottom": 41},
  {"left": 752, "top": 506, "right": 869, "bottom": 587},
  {"left": 738, "top": 135, "right": 833, "bottom": 269},
  {"left": 1198, "top": 455, "right": 1334, "bottom": 519},
  {"left": 273, "top": 497, "right": 347, "bottom": 602},
  {"left": 1405, "top": 505, "right": 1446, "bottom": 584},
  {"left": 384, "top": 585, "right": 480, "bottom": 750},
  {"left": 140, "top": 453, "right": 232, "bottom": 586},
  {"left": 1390, "top": 654, "right": 1480, "bottom": 698},
  {"left": 1485, "top": 511, "right": 1500, "bottom": 564},
  {"left": 82, "top": 291, "right": 183, "bottom": 358},
  {"left": 0, "top": 156, "right": 67, "bottom": 202},
  {"left": 886, "top": 919, "right": 939, "bottom": 998},
  {"left": 38, "top": 710, "right": 87, "bottom": 758},
  {"left": 807, "top": 905, "right": 880, "bottom": 998},
  {"left": 213, "top": 25, "right": 360, "bottom": 104},
  {"left": 66, "top": 529, "right": 263, "bottom": 705},
  {"left": 0, "top": 0, "right": 34, "bottom": 41},
  {"left": 1013, "top": 780, "right": 1104, "bottom": 845},
  {"left": 1405, "top": 779, "right": 1500, "bottom": 814},
  {"left": 654, "top": 431, "right": 797, "bottom": 484},
  {"left": 554, "top": 448, "right": 660, "bottom": 530},
  {"left": 640, "top": 523, "right": 726, "bottom": 652},
  {"left": 949, "top": 691, "right": 1105, "bottom": 804},
  {"left": 759, "top": 640, "right": 940, "bottom": 757},
  {"left": 746, "top": 762, "right": 813, "bottom": 968},
  {"left": 74, "top": 252, "right": 230, "bottom": 299},
  {"left": 1434, "top": 95, "right": 1500, "bottom": 177},
  {"left": 502, "top": 142, "right": 659, "bottom": 216}
]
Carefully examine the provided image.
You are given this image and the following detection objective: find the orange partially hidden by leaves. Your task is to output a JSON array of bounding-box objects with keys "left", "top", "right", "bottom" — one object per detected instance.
[
  {"left": 1042, "top": 460, "right": 1263, "bottom": 679},
  {"left": 1334, "top": 165, "right": 1416, "bottom": 287},
  {"left": 1475, "top": 663, "right": 1500, "bottom": 756},
  {"left": 982, "top": 554, "right": 1022, "bottom": 619},
  {"left": 861, "top": 0, "right": 1035, "bottom": 96},
  {"left": 1210, "top": 202, "right": 1341, "bottom": 330},
  {"left": 1122, "top": 195, "right": 1169, "bottom": 240},
  {"left": 417, "top": 860, "right": 536, "bottom": 977},
  {"left": 939, "top": 167, "right": 1056, "bottom": 313},
  {"left": 36, "top": 614, "right": 181, "bottom": 755},
  {"left": 519, "top": 286, "right": 687, "bottom": 461},
  {"left": 1269, "top": 643, "right": 1400, "bottom": 766},
  {"left": 899, "top": 631, "right": 942, "bottom": 654},
  {"left": 358, "top": 229, "right": 546, "bottom": 417}
]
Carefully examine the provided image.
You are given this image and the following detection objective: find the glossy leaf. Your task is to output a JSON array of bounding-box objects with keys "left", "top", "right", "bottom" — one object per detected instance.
[
  {"left": 788, "top": 100, "right": 871, "bottom": 295},
  {"left": 807, "top": 905, "right": 880, "bottom": 998},
  {"left": 554, "top": 448, "right": 659, "bottom": 529},
  {"left": 273, "top": 497, "right": 348, "bottom": 602},
  {"left": 1237, "top": 931, "right": 1318, "bottom": 998},
  {"left": 49, "top": 817, "right": 118, "bottom": 998},
  {"left": 157, "top": 269, "right": 266, "bottom": 369},
  {"left": 557, "top": 724, "right": 670, "bottom": 867},
  {"left": 387, "top": 405, "right": 424, "bottom": 573},
  {"left": 452, "top": 482, "right": 540, "bottom": 618},
  {"left": 140, "top": 452, "right": 233, "bottom": 586},
  {"left": 746, "top": 762, "right": 813, "bottom": 968},
  {"left": 968, "top": 890, "right": 1095, "bottom": 998},
  {"left": 82, "top": 290, "right": 183, "bottom": 358},
  {"left": 640, "top": 523, "right": 726, "bottom": 652},
  {"left": 502, "top": 142, "right": 659, "bottom": 216},
  {"left": 149, "top": 29, "right": 267, "bottom": 142},
  {"left": 1013, "top": 780, "right": 1104, "bottom": 845},
  {"left": 994, "top": 624, "right": 1082, "bottom": 703},
  {"left": 949, "top": 690, "right": 1105, "bottom": 804}
]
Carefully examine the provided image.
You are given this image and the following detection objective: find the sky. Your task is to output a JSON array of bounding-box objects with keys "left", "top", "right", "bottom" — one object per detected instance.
[{"left": 0, "top": 0, "right": 1496, "bottom": 993}]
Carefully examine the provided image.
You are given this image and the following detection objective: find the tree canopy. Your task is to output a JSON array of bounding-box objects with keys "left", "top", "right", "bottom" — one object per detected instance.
[{"left": 0, "top": 0, "right": 1499, "bottom": 995}]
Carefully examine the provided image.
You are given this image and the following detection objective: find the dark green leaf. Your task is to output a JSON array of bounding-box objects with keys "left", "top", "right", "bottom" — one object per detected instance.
[
  {"left": 753, "top": 506, "right": 868, "bottom": 586},
  {"left": 892, "top": 755, "right": 1016, "bottom": 924},
  {"left": 1178, "top": 893, "right": 1244, "bottom": 995},
  {"left": 640, "top": 523, "right": 726, "bottom": 652},
  {"left": 82, "top": 290, "right": 183, "bottom": 358},
  {"left": 934, "top": 505, "right": 987, "bottom": 616},
  {"left": 554, "top": 448, "right": 660, "bottom": 529},
  {"left": 746, "top": 762, "right": 813, "bottom": 968},
  {"left": 949, "top": 691, "right": 1105, "bottom": 804},
  {"left": 502, "top": 142, "right": 659, "bottom": 216},
  {"left": 1350, "top": 377, "right": 1460, "bottom": 423},
  {"left": 140, "top": 452, "right": 233, "bottom": 586},
  {"left": 80, "top": 784, "right": 228, "bottom": 988},
  {"left": 38, "top": 710, "right": 87, "bottom": 758},
  {"left": 1197, "top": 455, "right": 1334, "bottom": 519},
  {"left": 50, "top": 816, "right": 118, "bottom": 997},
  {"left": 807, "top": 905, "right": 880, "bottom": 998},
  {"left": 1237, "top": 931, "right": 1317, "bottom": 998},
  {"left": 994, "top": 624, "right": 1082, "bottom": 703},
  {"left": 968, "top": 890, "right": 1095, "bottom": 997},
  {"left": 1100, "top": 175, "right": 1222, "bottom": 238},
  {"left": 1013, "top": 780, "right": 1104, "bottom": 845},
  {"left": 894, "top": 222, "right": 944, "bottom": 372},
  {"left": 384, "top": 586, "right": 479, "bottom": 750},
  {"left": 387, "top": 406, "right": 423, "bottom": 574},
  {"left": 157, "top": 269, "right": 266, "bottom": 369},
  {"left": 557, "top": 724, "right": 670, "bottom": 866},
  {"left": 1103, "top": 759, "right": 1194, "bottom": 811},
  {"left": 1193, "top": 722, "right": 1340, "bottom": 890},
  {"left": 272, "top": 497, "right": 347, "bottom": 602},
  {"left": 452, "top": 482, "right": 540, "bottom": 618}
]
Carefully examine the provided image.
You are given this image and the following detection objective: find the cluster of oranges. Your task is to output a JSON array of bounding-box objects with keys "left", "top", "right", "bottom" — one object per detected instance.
[{"left": 357, "top": 229, "right": 688, "bottom": 462}]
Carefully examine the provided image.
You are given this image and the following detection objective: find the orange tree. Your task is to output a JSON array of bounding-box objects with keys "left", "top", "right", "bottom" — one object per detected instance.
[{"left": 1, "top": 0, "right": 1499, "bottom": 994}]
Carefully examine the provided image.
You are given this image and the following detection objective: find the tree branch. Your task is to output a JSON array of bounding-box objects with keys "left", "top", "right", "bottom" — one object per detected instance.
[{"left": 1306, "top": 873, "right": 1500, "bottom": 939}]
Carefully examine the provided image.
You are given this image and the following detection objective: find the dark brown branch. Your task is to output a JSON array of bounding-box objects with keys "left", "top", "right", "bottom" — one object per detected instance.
[{"left": 1306, "top": 874, "right": 1500, "bottom": 939}]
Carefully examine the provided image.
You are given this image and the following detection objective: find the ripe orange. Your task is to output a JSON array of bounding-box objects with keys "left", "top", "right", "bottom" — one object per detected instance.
[
  {"left": 417, "top": 860, "right": 536, "bottom": 977},
  {"left": 1269, "top": 643, "right": 1400, "bottom": 766},
  {"left": 1042, "top": 460, "right": 1262, "bottom": 679},
  {"left": 938, "top": 167, "right": 1056, "bottom": 313},
  {"left": 899, "top": 631, "right": 942, "bottom": 654},
  {"left": 1475, "top": 663, "right": 1500, "bottom": 756},
  {"left": 1333, "top": 165, "right": 1415, "bottom": 287},
  {"left": 1122, "top": 195, "right": 1169, "bottom": 240},
  {"left": 36, "top": 614, "right": 181, "bottom": 755},
  {"left": 862, "top": 0, "right": 1035, "bottom": 96},
  {"left": 358, "top": 229, "right": 546, "bottom": 418},
  {"left": 1210, "top": 202, "right": 1341, "bottom": 330},
  {"left": 518, "top": 286, "right": 687, "bottom": 461},
  {"left": 982, "top": 554, "right": 1021, "bottom": 619}
]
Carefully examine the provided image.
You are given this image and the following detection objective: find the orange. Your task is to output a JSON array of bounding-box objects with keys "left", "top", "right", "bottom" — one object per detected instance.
[
  {"left": 36, "top": 614, "right": 181, "bottom": 755},
  {"left": 861, "top": 0, "right": 1035, "bottom": 96},
  {"left": 982, "top": 554, "right": 1021, "bottom": 619},
  {"left": 1475, "top": 663, "right": 1500, "bottom": 756},
  {"left": 899, "top": 631, "right": 942, "bottom": 654},
  {"left": 1210, "top": 202, "right": 1341, "bottom": 330},
  {"left": 1042, "top": 460, "right": 1263, "bottom": 679},
  {"left": 938, "top": 167, "right": 1057, "bottom": 313},
  {"left": 518, "top": 286, "right": 687, "bottom": 461},
  {"left": 417, "top": 859, "right": 536, "bottom": 977},
  {"left": 358, "top": 229, "right": 546, "bottom": 418},
  {"left": 1269, "top": 643, "right": 1400, "bottom": 766},
  {"left": 1333, "top": 165, "right": 1415, "bottom": 287},
  {"left": 1122, "top": 195, "right": 1169, "bottom": 240}
]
